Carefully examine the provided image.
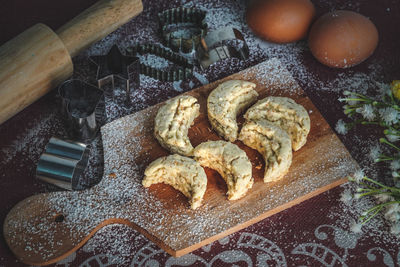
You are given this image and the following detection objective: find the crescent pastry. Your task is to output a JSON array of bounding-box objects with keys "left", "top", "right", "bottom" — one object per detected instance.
[
  {"left": 244, "top": 96, "right": 310, "bottom": 151},
  {"left": 239, "top": 119, "right": 292, "bottom": 183},
  {"left": 154, "top": 95, "right": 200, "bottom": 156},
  {"left": 207, "top": 80, "right": 258, "bottom": 142},
  {"left": 143, "top": 154, "right": 207, "bottom": 209},
  {"left": 194, "top": 140, "right": 253, "bottom": 200}
]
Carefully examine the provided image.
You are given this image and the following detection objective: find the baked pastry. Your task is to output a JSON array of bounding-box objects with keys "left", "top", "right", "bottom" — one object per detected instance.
[
  {"left": 207, "top": 80, "right": 258, "bottom": 142},
  {"left": 193, "top": 140, "right": 253, "bottom": 200},
  {"left": 239, "top": 119, "right": 292, "bottom": 183},
  {"left": 244, "top": 96, "right": 310, "bottom": 151},
  {"left": 154, "top": 95, "right": 200, "bottom": 156},
  {"left": 143, "top": 154, "right": 207, "bottom": 209}
]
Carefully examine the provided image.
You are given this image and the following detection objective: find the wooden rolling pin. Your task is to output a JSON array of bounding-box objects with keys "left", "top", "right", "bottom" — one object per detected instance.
[{"left": 0, "top": 0, "right": 143, "bottom": 125}]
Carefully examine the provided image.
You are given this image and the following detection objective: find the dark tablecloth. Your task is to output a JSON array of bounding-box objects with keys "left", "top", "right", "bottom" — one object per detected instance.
[{"left": 1, "top": 0, "right": 400, "bottom": 266}]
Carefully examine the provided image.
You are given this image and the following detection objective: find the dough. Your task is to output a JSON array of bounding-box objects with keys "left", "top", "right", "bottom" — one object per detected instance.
[
  {"left": 244, "top": 96, "right": 310, "bottom": 151},
  {"left": 193, "top": 140, "right": 253, "bottom": 200},
  {"left": 154, "top": 95, "right": 200, "bottom": 156},
  {"left": 143, "top": 154, "right": 207, "bottom": 209},
  {"left": 239, "top": 119, "right": 292, "bottom": 183},
  {"left": 207, "top": 80, "right": 258, "bottom": 142}
]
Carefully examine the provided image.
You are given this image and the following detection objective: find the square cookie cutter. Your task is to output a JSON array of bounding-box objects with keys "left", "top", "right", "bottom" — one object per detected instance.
[{"left": 58, "top": 79, "right": 104, "bottom": 143}]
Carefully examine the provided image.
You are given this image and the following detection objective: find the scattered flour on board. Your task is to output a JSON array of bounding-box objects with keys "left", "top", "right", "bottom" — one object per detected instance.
[{"left": 6, "top": 59, "right": 380, "bottom": 266}]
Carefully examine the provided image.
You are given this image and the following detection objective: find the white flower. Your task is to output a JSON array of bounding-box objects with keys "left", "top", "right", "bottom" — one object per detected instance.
[
  {"left": 390, "top": 160, "right": 400, "bottom": 171},
  {"left": 379, "top": 107, "right": 399, "bottom": 126},
  {"left": 374, "top": 193, "right": 393, "bottom": 203},
  {"left": 342, "top": 91, "right": 359, "bottom": 105},
  {"left": 369, "top": 145, "right": 381, "bottom": 162},
  {"left": 353, "top": 169, "right": 364, "bottom": 183},
  {"left": 340, "top": 189, "right": 353, "bottom": 204},
  {"left": 386, "top": 134, "right": 400, "bottom": 143},
  {"left": 343, "top": 90, "right": 353, "bottom": 96},
  {"left": 348, "top": 99, "right": 358, "bottom": 106},
  {"left": 354, "top": 193, "right": 362, "bottom": 199},
  {"left": 356, "top": 104, "right": 375, "bottom": 121},
  {"left": 385, "top": 211, "right": 400, "bottom": 222},
  {"left": 361, "top": 210, "right": 369, "bottom": 217},
  {"left": 386, "top": 202, "right": 400, "bottom": 215},
  {"left": 350, "top": 219, "right": 363, "bottom": 233},
  {"left": 390, "top": 222, "right": 400, "bottom": 235},
  {"left": 376, "top": 82, "right": 391, "bottom": 97},
  {"left": 393, "top": 171, "right": 400, "bottom": 178},
  {"left": 335, "top": 119, "right": 348, "bottom": 135}
]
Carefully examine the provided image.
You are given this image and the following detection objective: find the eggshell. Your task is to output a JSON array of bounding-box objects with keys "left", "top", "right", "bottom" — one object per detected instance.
[
  {"left": 246, "top": 0, "right": 315, "bottom": 43},
  {"left": 308, "top": 10, "right": 379, "bottom": 68}
]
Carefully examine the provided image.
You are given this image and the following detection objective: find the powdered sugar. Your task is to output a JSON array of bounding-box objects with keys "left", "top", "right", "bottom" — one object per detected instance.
[
  {"left": 3, "top": 0, "right": 398, "bottom": 265},
  {"left": 1, "top": 113, "right": 57, "bottom": 166},
  {"left": 4, "top": 60, "right": 362, "bottom": 265},
  {"left": 138, "top": 54, "right": 171, "bottom": 70},
  {"left": 82, "top": 225, "right": 148, "bottom": 265}
]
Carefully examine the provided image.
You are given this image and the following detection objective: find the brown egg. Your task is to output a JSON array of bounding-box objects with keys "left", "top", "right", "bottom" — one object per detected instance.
[
  {"left": 308, "top": 10, "right": 379, "bottom": 68},
  {"left": 246, "top": 0, "right": 315, "bottom": 43}
]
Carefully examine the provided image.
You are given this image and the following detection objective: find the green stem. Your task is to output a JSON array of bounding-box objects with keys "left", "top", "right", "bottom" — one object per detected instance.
[
  {"left": 358, "top": 189, "right": 386, "bottom": 198},
  {"left": 374, "top": 101, "right": 400, "bottom": 111},
  {"left": 346, "top": 92, "right": 374, "bottom": 99},
  {"left": 361, "top": 206, "right": 383, "bottom": 224},
  {"left": 342, "top": 98, "right": 372, "bottom": 103},
  {"left": 361, "top": 121, "right": 381, "bottom": 126},
  {"left": 363, "top": 200, "right": 398, "bottom": 215},
  {"left": 362, "top": 176, "right": 394, "bottom": 190},
  {"left": 384, "top": 128, "right": 400, "bottom": 136},
  {"left": 358, "top": 182, "right": 377, "bottom": 190},
  {"left": 375, "top": 155, "right": 396, "bottom": 162},
  {"left": 380, "top": 138, "right": 400, "bottom": 152}
]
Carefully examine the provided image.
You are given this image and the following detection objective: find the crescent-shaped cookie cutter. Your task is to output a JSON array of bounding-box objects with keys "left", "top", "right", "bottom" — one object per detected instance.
[
  {"left": 58, "top": 79, "right": 105, "bottom": 143},
  {"left": 36, "top": 137, "right": 89, "bottom": 190},
  {"left": 158, "top": 7, "right": 207, "bottom": 54}
]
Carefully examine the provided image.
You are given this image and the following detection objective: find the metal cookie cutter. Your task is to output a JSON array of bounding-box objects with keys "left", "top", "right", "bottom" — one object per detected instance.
[
  {"left": 90, "top": 45, "right": 140, "bottom": 100},
  {"left": 158, "top": 7, "right": 207, "bottom": 54},
  {"left": 58, "top": 79, "right": 104, "bottom": 143},
  {"left": 126, "top": 43, "right": 193, "bottom": 81},
  {"left": 36, "top": 137, "right": 89, "bottom": 190},
  {"left": 196, "top": 27, "right": 250, "bottom": 69}
]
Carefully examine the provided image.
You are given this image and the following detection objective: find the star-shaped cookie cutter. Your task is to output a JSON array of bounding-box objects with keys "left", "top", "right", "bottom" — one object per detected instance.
[
  {"left": 90, "top": 45, "right": 140, "bottom": 101},
  {"left": 58, "top": 79, "right": 105, "bottom": 143}
]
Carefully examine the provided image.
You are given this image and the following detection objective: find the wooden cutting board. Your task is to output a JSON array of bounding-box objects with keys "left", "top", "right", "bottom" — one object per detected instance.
[{"left": 3, "top": 59, "right": 359, "bottom": 266}]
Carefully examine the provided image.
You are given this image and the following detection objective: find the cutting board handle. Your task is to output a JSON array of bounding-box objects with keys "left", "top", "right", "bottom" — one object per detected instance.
[
  {"left": 57, "top": 0, "right": 143, "bottom": 57},
  {"left": 3, "top": 192, "right": 90, "bottom": 266},
  {"left": 3, "top": 176, "right": 174, "bottom": 266}
]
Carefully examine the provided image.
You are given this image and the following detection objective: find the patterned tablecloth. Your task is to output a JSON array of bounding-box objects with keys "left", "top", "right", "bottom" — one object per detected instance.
[{"left": 1, "top": 0, "right": 400, "bottom": 266}]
